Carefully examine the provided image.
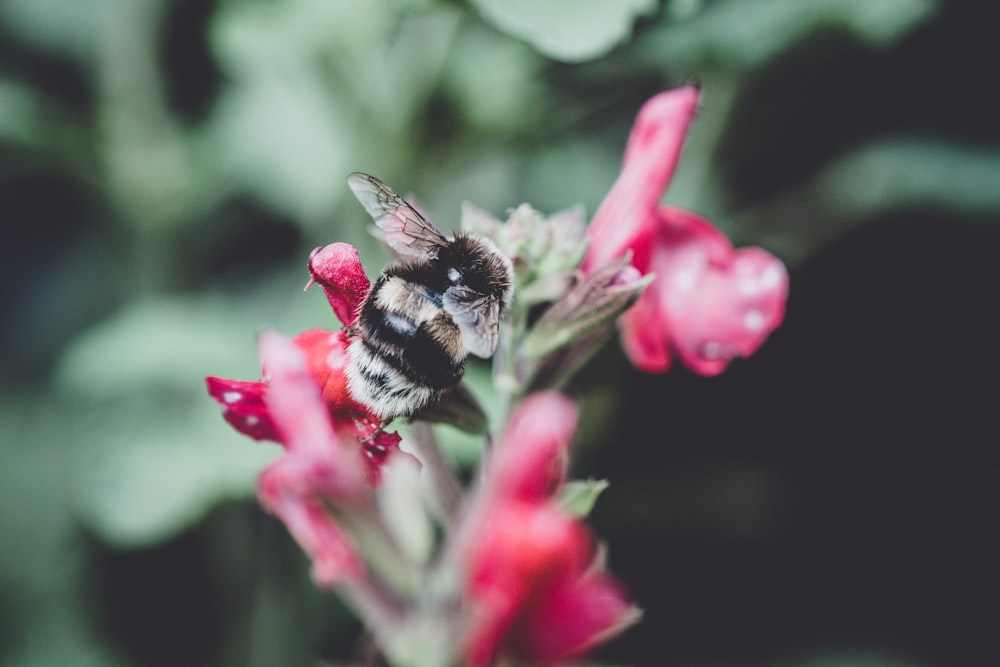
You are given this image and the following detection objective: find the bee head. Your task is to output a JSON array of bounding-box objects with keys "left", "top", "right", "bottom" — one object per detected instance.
[{"left": 445, "top": 235, "right": 514, "bottom": 304}]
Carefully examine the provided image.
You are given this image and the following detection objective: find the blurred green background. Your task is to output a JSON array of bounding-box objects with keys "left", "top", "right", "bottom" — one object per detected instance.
[{"left": 2, "top": 0, "right": 997, "bottom": 666}]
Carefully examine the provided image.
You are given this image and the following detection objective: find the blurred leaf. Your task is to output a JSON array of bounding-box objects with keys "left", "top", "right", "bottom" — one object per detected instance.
[
  {"left": 0, "top": 79, "right": 42, "bottom": 143},
  {"left": 52, "top": 295, "right": 292, "bottom": 545},
  {"left": 523, "top": 138, "right": 621, "bottom": 218},
  {"left": 72, "top": 400, "right": 278, "bottom": 547},
  {"left": 209, "top": 0, "right": 464, "bottom": 223},
  {"left": 643, "top": 0, "right": 938, "bottom": 69},
  {"left": 0, "top": 79, "right": 93, "bottom": 175},
  {"left": 55, "top": 296, "right": 260, "bottom": 398},
  {"left": 0, "top": 0, "right": 97, "bottom": 61},
  {"left": 212, "top": 0, "right": 393, "bottom": 75},
  {"left": 209, "top": 76, "right": 353, "bottom": 221},
  {"left": 0, "top": 393, "right": 137, "bottom": 667},
  {"left": 818, "top": 139, "right": 1000, "bottom": 216},
  {"left": 738, "top": 139, "right": 1000, "bottom": 263},
  {"left": 470, "top": 0, "right": 657, "bottom": 63},
  {"left": 209, "top": 0, "right": 386, "bottom": 221},
  {"left": 444, "top": 22, "right": 542, "bottom": 131}
]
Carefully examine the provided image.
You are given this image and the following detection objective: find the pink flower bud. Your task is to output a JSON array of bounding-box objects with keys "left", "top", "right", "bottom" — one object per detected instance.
[
  {"left": 306, "top": 242, "right": 371, "bottom": 326},
  {"left": 584, "top": 86, "right": 700, "bottom": 274},
  {"left": 488, "top": 391, "right": 576, "bottom": 503}
]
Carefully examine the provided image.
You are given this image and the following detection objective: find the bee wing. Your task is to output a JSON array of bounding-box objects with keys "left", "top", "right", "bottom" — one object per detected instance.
[
  {"left": 443, "top": 287, "right": 502, "bottom": 359},
  {"left": 347, "top": 172, "right": 449, "bottom": 260}
]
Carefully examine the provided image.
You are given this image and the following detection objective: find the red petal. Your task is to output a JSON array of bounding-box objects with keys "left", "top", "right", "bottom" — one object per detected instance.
[
  {"left": 464, "top": 502, "right": 591, "bottom": 667},
  {"left": 291, "top": 329, "right": 371, "bottom": 420},
  {"left": 517, "top": 572, "right": 635, "bottom": 663},
  {"left": 258, "top": 460, "right": 363, "bottom": 586},
  {"left": 584, "top": 86, "right": 700, "bottom": 273},
  {"left": 205, "top": 376, "right": 279, "bottom": 442},
  {"left": 617, "top": 283, "right": 673, "bottom": 373},
  {"left": 622, "top": 207, "right": 788, "bottom": 376},
  {"left": 306, "top": 243, "right": 371, "bottom": 326},
  {"left": 259, "top": 332, "right": 368, "bottom": 495}
]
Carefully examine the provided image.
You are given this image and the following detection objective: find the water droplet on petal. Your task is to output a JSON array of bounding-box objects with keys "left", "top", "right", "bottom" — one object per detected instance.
[
  {"left": 738, "top": 277, "right": 759, "bottom": 296},
  {"left": 674, "top": 269, "right": 696, "bottom": 290},
  {"left": 744, "top": 310, "right": 765, "bottom": 331},
  {"left": 223, "top": 391, "right": 243, "bottom": 404},
  {"left": 245, "top": 415, "right": 259, "bottom": 426},
  {"left": 701, "top": 341, "right": 723, "bottom": 360},
  {"left": 760, "top": 265, "right": 783, "bottom": 289}
]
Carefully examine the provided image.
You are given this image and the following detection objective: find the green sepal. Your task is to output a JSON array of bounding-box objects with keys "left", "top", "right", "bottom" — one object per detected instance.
[
  {"left": 521, "top": 258, "right": 652, "bottom": 359},
  {"left": 557, "top": 478, "right": 609, "bottom": 518}
]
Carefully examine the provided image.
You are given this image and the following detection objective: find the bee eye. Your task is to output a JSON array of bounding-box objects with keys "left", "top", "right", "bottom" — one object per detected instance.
[{"left": 447, "top": 267, "right": 461, "bottom": 284}]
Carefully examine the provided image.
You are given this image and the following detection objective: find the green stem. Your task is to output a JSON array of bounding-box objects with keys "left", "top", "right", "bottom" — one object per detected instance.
[
  {"left": 408, "top": 421, "right": 463, "bottom": 520},
  {"left": 491, "top": 298, "right": 528, "bottom": 432}
]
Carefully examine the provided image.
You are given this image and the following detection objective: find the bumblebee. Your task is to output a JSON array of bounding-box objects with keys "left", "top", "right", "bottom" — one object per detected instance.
[{"left": 345, "top": 173, "right": 514, "bottom": 421}]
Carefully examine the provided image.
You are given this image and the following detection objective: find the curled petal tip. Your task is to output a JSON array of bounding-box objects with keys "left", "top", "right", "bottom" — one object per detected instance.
[
  {"left": 585, "top": 86, "right": 701, "bottom": 273},
  {"left": 307, "top": 242, "right": 371, "bottom": 326}
]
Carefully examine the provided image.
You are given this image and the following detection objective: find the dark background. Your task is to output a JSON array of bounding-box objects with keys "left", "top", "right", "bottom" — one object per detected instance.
[{"left": 2, "top": 1, "right": 997, "bottom": 666}]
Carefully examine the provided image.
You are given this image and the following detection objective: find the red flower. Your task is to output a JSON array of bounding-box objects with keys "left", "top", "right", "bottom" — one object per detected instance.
[
  {"left": 461, "top": 393, "right": 638, "bottom": 666},
  {"left": 584, "top": 87, "right": 789, "bottom": 375},
  {"left": 254, "top": 331, "right": 369, "bottom": 586},
  {"left": 306, "top": 242, "right": 371, "bottom": 327},
  {"left": 205, "top": 243, "right": 404, "bottom": 585},
  {"left": 206, "top": 242, "right": 402, "bottom": 479}
]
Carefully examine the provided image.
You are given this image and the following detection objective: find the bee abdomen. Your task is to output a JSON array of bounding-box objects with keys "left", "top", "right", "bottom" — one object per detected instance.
[
  {"left": 346, "top": 339, "right": 438, "bottom": 420},
  {"left": 346, "top": 279, "right": 467, "bottom": 419},
  {"left": 358, "top": 303, "right": 464, "bottom": 386}
]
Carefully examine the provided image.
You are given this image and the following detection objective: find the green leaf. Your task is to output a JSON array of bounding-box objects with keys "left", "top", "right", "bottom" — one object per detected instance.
[
  {"left": 557, "top": 479, "right": 609, "bottom": 517},
  {"left": 736, "top": 139, "right": 1000, "bottom": 264},
  {"left": 644, "top": 0, "right": 938, "bottom": 69},
  {"left": 55, "top": 296, "right": 260, "bottom": 398},
  {"left": 0, "top": 0, "right": 97, "bottom": 61},
  {"left": 470, "top": 0, "right": 657, "bottom": 63},
  {"left": 72, "top": 402, "right": 279, "bottom": 547},
  {"left": 817, "top": 139, "right": 1000, "bottom": 217},
  {"left": 443, "top": 21, "right": 543, "bottom": 131}
]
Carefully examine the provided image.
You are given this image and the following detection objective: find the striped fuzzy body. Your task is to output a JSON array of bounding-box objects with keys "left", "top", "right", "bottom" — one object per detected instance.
[
  {"left": 343, "top": 170, "right": 514, "bottom": 423},
  {"left": 346, "top": 260, "right": 468, "bottom": 421}
]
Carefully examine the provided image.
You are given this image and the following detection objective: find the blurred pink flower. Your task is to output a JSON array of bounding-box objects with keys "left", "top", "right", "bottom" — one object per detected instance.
[
  {"left": 584, "top": 86, "right": 789, "bottom": 375},
  {"left": 255, "top": 331, "right": 369, "bottom": 586},
  {"left": 461, "top": 393, "right": 637, "bottom": 666},
  {"left": 485, "top": 391, "right": 574, "bottom": 503}
]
